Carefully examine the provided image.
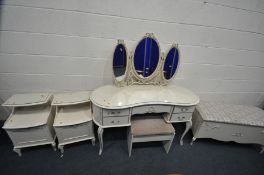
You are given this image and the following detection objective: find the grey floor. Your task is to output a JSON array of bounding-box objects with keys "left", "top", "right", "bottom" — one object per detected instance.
[{"left": 0, "top": 122, "right": 264, "bottom": 175}]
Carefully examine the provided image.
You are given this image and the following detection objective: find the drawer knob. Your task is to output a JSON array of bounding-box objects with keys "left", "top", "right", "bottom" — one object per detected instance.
[
  {"left": 232, "top": 133, "right": 243, "bottom": 137},
  {"left": 148, "top": 107, "right": 155, "bottom": 112},
  {"left": 181, "top": 108, "right": 188, "bottom": 112},
  {"left": 211, "top": 126, "right": 220, "bottom": 130},
  {"left": 111, "top": 120, "right": 120, "bottom": 124}
]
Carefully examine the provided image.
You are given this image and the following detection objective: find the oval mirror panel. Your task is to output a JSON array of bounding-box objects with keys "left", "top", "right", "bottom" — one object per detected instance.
[
  {"left": 113, "top": 42, "right": 127, "bottom": 81},
  {"left": 133, "top": 36, "right": 159, "bottom": 78},
  {"left": 163, "top": 46, "right": 179, "bottom": 80}
]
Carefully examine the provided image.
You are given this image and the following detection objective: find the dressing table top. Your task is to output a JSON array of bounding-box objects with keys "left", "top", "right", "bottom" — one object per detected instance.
[{"left": 90, "top": 85, "right": 199, "bottom": 109}]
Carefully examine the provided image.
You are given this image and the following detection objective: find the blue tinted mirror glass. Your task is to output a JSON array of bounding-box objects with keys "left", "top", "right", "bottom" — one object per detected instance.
[
  {"left": 113, "top": 43, "right": 127, "bottom": 79},
  {"left": 163, "top": 47, "right": 179, "bottom": 80},
  {"left": 134, "top": 37, "right": 159, "bottom": 78}
]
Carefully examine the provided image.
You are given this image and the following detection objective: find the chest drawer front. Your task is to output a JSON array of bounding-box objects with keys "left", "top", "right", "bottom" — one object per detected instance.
[
  {"left": 197, "top": 122, "right": 264, "bottom": 144},
  {"left": 103, "top": 116, "right": 129, "bottom": 126},
  {"left": 103, "top": 108, "right": 130, "bottom": 117},
  {"left": 6, "top": 125, "right": 52, "bottom": 146},
  {"left": 173, "top": 106, "right": 195, "bottom": 113},
  {"left": 132, "top": 105, "right": 172, "bottom": 114},
  {"left": 55, "top": 122, "right": 94, "bottom": 143},
  {"left": 171, "top": 113, "right": 192, "bottom": 122}
]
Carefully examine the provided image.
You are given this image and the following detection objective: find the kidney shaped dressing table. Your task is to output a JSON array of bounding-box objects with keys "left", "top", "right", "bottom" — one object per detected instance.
[
  {"left": 91, "top": 85, "right": 199, "bottom": 155},
  {"left": 91, "top": 33, "right": 200, "bottom": 155}
]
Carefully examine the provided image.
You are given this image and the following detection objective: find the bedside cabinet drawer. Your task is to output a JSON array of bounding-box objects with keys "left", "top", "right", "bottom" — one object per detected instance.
[
  {"left": 6, "top": 125, "right": 53, "bottom": 146},
  {"left": 132, "top": 105, "right": 172, "bottom": 114},
  {"left": 103, "top": 109, "right": 130, "bottom": 117},
  {"left": 173, "top": 106, "right": 195, "bottom": 113},
  {"left": 55, "top": 122, "right": 94, "bottom": 144},
  {"left": 171, "top": 113, "right": 192, "bottom": 122},
  {"left": 103, "top": 116, "right": 129, "bottom": 126}
]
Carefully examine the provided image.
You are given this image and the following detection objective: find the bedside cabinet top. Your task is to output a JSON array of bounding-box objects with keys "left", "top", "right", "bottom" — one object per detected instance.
[
  {"left": 52, "top": 91, "right": 91, "bottom": 106},
  {"left": 53, "top": 103, "right": 92, "bottom": 127},
  {"left": 3, "top": 105, "right": 52, "bottom": 129},
  {"left": 2, "top": 93, "right": 51, "bottom": 107}
]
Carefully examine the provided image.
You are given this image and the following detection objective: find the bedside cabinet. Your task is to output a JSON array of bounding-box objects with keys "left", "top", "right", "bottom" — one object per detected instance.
[
  {"left": 2, "top": 93, "right": 56, "bottom": 156},
  {"left": 52, "top": 91, "right": 95, "bottom": 157}
]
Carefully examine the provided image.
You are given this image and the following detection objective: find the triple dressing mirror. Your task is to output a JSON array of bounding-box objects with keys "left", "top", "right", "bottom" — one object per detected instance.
[{"left": 112, "top": 33, "right": 180, "bottom": 86}]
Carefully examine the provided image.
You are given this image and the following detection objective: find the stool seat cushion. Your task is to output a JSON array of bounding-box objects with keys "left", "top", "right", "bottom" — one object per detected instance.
[
  {"left": 197, "top": 102, "right": 264, "bottom": 127},
  {"left": 131, "top": 116, "right": 175, "bottom": 136}
]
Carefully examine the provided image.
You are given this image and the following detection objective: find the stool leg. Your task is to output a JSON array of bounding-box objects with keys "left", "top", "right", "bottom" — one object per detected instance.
[
  {"left": 163, "top": 134, "right": 174, "bottom": 153},
  {"left": 180, "top": 120, "right": 192, "bottom": 145}
]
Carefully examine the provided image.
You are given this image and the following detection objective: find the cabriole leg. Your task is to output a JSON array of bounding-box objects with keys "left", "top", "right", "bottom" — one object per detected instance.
[
  {"left": 13, "top": 148, "right": 21, "bottom": 156},
  {"left": 260, "top": 145, "right": 264, "bottom": 154},
  {"left": 190, "top": 137, "right": 196, "bottom": 145},
  {"left": 58, "top": 145, "right": 64, "bottom": 158},
  {"left": 98, "top": 127, "right": 104, "bottom": 156},
  {"left": 127, "top": 129, "right": 133, "bottom": 157},
  {"left": 180, "top": 120, "right": 192, "bottom": 145},
  {"left": 51, "top": 143, "right": 57, "bottom": 151},
  {"left": 91, "top": 138, "right": 96, "bottom": 146}
]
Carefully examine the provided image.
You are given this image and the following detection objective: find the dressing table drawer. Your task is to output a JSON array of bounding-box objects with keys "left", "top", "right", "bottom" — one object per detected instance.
[
  {"left": 173, "top": 106, "right": 195, "bottom": 113},
  {"left": 103, "top": 116, "right": 129, "bottom": 126},
  {"left": 171, "top": 113, "right": 192, "bottom": 122},
  {"left": 132, "top": 105, "right": 172, "bottom": 114},
  {"left": 103, "top": 109, "right": 130, "bottom": 117}
]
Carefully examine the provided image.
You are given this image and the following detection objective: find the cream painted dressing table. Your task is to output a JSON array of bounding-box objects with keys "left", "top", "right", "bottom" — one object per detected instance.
[
  {"left": 91, "top": 34, "right": 200, "bottom": 155},
  {"left": 91, "top": 85, "right": 199, "bottom": 155}
]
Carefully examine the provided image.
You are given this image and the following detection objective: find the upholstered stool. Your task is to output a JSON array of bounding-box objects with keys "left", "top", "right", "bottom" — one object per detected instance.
[{"left": 128, "top": 115, "right": 175, "bottom": 157}]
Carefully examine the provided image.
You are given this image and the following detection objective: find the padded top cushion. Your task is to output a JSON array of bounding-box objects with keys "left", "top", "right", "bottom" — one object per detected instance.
[
  {"left": 196, "top": 102, "right": 264, "bottom": 127},
  {"left": 131, "top": 116, "right": 175, "bottom": 136}
]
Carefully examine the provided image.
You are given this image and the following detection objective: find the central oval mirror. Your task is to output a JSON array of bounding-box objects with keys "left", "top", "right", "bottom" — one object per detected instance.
[
  {"left": 163, "top": 44, "right": 179, "bottom": 80},
  {"left": 113, "top": 40, "right": 127, "bottom": 82},
  {"left": 133, "top": 34, "right": 160, "bottom": 78}
]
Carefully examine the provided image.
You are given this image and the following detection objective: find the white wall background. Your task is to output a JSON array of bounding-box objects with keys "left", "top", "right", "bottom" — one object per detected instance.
[{"left": 0, "top": 0, "right": 264, "bottom": 119}]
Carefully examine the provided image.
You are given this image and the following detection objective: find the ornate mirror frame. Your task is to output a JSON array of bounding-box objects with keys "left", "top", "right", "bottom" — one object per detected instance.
[
  {"left": 113, "top": 33, "right": 180, "bottom": 87},
  {"left": 127, "top": 33, "right": 162, "bottom": 85},
  {"left": 112, "top": 40, "right": 129, "bottom": 87}
]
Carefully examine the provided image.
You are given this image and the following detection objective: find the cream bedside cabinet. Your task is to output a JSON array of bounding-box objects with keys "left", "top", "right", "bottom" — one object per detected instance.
[
  {"left": 2, "top": 93, "right": 56, "bottom": 156},
  {"left": 52, "top": 91, "right": 95, "bottom": 157}
]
